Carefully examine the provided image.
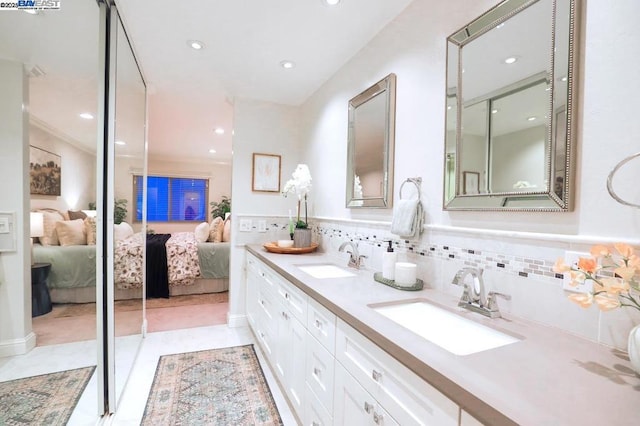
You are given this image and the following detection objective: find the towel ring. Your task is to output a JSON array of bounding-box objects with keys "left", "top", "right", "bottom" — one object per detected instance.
[
  {"left": 399, "top": 177, "right": 422, "bottom": 200},
  {"left": 607, "top": 152, "right": 640, "bottom": 209}
]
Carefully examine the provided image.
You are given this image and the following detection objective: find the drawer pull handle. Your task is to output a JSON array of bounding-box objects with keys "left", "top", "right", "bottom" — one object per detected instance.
[
  {"left": 364, "top": 401, "right": 373, "bottom": 414},
  {"left": 259, "top": 300, "right": 265, "bottom": 306},
  {"left": 285, "top": 292, "right": 290, "bottom": 299},
  {"left": 372, "top": 370, "right": 382, "bottom": 381},
  {"left": 313, "top": 367, "right": 321, "bottom": 377},
  {"left": 281, "top": 311, "right": 289, "bottom": 320},
  {"left": 373, "top": 411, "right": 384, "bottom": 424},
  {"left": 315, "top": 319, "right": 322, "bottom": 329}
]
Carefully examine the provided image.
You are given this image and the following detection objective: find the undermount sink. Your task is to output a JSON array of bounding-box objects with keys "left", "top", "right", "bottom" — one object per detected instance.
[
  {"left": 370, "top": 299, "right": 520, "bottom": 355},
  {"left": 296, "top": 264, "right": 356, "bottom": 279}
]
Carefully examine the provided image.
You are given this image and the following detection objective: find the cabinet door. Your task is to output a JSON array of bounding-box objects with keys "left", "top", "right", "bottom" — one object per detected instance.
[
  {"left": 334, "top": 364, "right": 398, "bottom": 426},
  {"left": 287, "top": 315, "right": 307, "bottom": 418},
  {"left": 306, "top": 331, "right": 335, "bottom": 413},
  {"left": 305, "top": 384, "right": 333, "bottom": 426},
  {"left": 246, "top": 267, "right": 260, "bottom": 328},
  {"left": 336, "top": 320, "right": 459, "bottom": 426}
]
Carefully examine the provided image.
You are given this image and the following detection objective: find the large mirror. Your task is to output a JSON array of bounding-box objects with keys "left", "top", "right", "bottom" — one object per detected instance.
[
  {"left": 107, "top": 8, "right": 147, "bottom": 410},
  {"left": 346, "top": 73, "right": 396, "bottom": 208},
  {"left": 443, "top": 0, "right": 578, "bottom": 210}
]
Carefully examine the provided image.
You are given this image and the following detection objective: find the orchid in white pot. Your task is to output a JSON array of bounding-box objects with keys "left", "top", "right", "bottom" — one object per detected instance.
[{"left": 282, "top": 164, "right": 312, "bottom": 229}]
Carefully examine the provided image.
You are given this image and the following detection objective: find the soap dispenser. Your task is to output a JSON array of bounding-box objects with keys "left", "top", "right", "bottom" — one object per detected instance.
[{"left": 382, "top": 241, "right": 397, "bottom": 280}]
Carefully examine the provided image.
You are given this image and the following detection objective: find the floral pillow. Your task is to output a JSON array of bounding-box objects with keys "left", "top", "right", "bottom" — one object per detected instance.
[{"left": 208, "top": 217, "right": 224, "bottom": 243}]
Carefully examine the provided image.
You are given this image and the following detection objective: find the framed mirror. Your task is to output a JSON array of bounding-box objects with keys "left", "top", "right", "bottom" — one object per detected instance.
[
  {"left": 346, "top": 73, "right": 396, "bottom": 208},
  {"left": 443, "top": 0, "right": 578, "bottom": 211}
]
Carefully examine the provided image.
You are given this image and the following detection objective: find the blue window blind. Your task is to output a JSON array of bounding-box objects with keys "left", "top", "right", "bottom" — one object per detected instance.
[{"left": 135, "top": 176, "right": 209, "bottom": 222}]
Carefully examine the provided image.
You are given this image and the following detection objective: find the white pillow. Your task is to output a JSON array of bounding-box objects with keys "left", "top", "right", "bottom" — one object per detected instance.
[
  {"left": 194, "top": 222, "right": 210, "bottom": 243},
  {"left": 114, "top": 222, "right": 134, "bottom": 241},
  {"left": 84, "top": 217, "right": 97, "bottom": 245},
  {"left": 222, "top": 218, "right": 231, "bottom": 242},
  {"left": 40, "top": 210, "right": 64, "bottom": 246},
  {"left": 208, "top": 217, "right": 224, "bottom": 242},
  {"left": 56, "top": 219, "right": 87, "bottom": 246}
]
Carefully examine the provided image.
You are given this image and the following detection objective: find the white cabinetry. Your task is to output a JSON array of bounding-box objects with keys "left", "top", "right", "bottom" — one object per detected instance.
[
  {"left": 336, "top": 319, "right": 459, "bottom": 426},
  {"left": 245, "top": 252, "right": 461, "bottom": 426}
]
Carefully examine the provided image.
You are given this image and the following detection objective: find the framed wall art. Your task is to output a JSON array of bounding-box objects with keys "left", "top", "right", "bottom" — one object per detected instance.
[
  {"left": 29, "top": 146, "right": 61, "bottom": 196},
  {"left": 252, "top": 153, "right": 281, "bottom": 192}
]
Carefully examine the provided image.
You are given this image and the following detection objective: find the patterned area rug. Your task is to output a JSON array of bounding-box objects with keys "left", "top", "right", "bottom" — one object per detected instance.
[
  {"left": 141, "top": 345, "right": 282, "bottom": 425},
  {"left": 0, "top": 366, "right": 95, "bottom": 425}
]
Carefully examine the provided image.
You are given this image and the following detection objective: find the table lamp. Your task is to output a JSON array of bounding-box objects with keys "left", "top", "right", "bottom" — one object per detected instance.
[{"left": 30, "top": 212, "right": 44, "bottom": 265}]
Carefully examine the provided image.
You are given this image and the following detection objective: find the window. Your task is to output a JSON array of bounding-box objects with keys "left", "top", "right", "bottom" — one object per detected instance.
[{"left": 134, "top": 176, "right": 209, "bottom": 222}]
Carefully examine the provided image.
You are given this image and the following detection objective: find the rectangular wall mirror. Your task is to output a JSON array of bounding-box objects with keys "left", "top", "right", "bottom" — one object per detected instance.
[
  {"left": 443, "top": 0, "right": 578, "bottom": 211},
  {"left": 346, "top": 73, "right": 396, "bottom": 208}
]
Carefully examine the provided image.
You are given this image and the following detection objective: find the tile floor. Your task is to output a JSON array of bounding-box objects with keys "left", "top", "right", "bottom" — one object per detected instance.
[{"left": 0, "top": 325, "right": 298, "bottom": 426}]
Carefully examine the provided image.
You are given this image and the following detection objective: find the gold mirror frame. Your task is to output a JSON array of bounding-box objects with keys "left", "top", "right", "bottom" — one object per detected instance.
[{"left": 443, "top": 0, "right": 579, "bottom": 211}]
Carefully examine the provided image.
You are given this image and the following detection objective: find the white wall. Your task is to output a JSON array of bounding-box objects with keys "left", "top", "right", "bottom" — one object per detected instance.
[
  {"left": 289, "top": 0, "right": 640, "bottom": 348},
  {"left": 0, "top": 60, "right": 35, "bottom": 356},
  {"left": 228, "top": 98, "right": 301, "bottom": 324},
  {"left": 29, "top": 125, "right": 96, "bottom": 213},
  {"left": 491, "top": 125, "right": 546, "bottom": 192},
  {"left": 300, "top": 0, "right": 640, "bottom": 237}
]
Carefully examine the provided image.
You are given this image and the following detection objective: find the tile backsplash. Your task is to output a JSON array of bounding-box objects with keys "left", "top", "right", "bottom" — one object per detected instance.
[{"left": 234, "top": 214, "right": 640, "bottom": 351}]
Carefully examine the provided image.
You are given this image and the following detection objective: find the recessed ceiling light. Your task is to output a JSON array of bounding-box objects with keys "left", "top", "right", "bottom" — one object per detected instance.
[
  {"left": 214, "top": 128, "right": 225, "bottom": 135},
  {"left": 527, "top": 116, "right": 537, "bottom": 121},
  {"left": 115, "top": 140, "right": 126, "bottom": 145},
  {"left": 447, "top": 106, "right": 452, "bottom": 110},
  {"left": 79, "top": 112, "right": 94, "bottom": 120},
  {"left": 560, "top": 76, "right": 567, "bottom": 82},
  {"left": 491, "top": 109, "right": 499, "bottom": 114},
  {"left": 323, "top": 0, "right": 341, "bottom": 5},
  {"left": 280, "top": 60, "right": 295, "bottom": 69},
  {"left": 209, "top": 149, "right": 217, "bottom": 154},
  {"left": 496, "top": 23, "right": 505, "bottom": 29},
  {"left": 504, "top": 57, "right": 518, "bottom": 64},
  {"left": 188, "top": 40, "right": 205, "bottom": 50}
]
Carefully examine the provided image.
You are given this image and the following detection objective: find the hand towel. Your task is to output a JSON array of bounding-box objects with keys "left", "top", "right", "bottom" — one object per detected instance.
[{"left": 390, "top": 199, "right": 424, "bottom": 239}]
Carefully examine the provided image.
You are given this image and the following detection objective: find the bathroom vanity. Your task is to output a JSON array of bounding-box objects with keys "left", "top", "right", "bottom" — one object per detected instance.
[{"left": 245, "top": 245, "right": 637, "bottom": 425}]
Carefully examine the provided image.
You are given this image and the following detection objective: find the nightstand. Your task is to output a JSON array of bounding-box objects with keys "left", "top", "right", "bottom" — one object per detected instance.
[{"left": 31, "top": 262, "right": 52, "bottom": 317}]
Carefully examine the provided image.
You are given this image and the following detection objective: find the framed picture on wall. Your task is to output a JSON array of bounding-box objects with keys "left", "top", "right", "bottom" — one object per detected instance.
[
  {"left": 252, "top": 153, "right": 281, "bottom": 192},
  {"left": 462, "top": 171, "right": 480, "bottom": 195},
  {"left": 29, "top": 146, "right": 61, "bottom": 196}
]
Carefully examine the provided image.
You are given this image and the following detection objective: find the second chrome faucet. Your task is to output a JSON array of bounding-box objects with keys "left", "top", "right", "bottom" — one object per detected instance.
[
  {"left": 452, "top": 267, "right": 511, "bottom": 318},
  {"left": 338, "top": 241, "right": 366, "bottom": 269}
]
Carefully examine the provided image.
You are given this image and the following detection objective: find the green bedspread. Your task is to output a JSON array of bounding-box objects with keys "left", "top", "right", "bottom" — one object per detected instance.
[{"left": 33, "top": 244, "right": 96, "bottom": 289}]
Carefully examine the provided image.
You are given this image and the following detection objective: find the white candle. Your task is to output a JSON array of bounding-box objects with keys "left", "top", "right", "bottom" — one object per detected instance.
[{"left": 394, "top": 262, "right": 417, "bottom": 287}]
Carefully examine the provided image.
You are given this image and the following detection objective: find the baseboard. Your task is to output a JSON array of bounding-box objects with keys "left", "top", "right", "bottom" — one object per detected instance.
[
  {"left": 0, "top": 332, "right": 36, "bottom": 357},
  {"left": 227, "top": 312, "right": 248, "bottom": 328}
]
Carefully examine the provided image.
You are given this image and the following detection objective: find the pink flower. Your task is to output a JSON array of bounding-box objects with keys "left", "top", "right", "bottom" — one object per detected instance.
[
  {"left": 568, "top": 293, "right": 593, "bottom": 308},
  {"left": 553, "top": 257, "right": 571, "bottom": 273}
]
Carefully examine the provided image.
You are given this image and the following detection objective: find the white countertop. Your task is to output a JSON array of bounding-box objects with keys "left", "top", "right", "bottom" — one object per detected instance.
[{"left": 247, "top": 245, "right": 640, "bottom": 426}]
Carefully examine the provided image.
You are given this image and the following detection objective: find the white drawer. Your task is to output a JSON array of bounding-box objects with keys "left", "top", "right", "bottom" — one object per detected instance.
[
  {"left": 277, "top": 278, "right": 308, "bottom": 323},
  {"left": 306, "top": 330, "right": 335, "bottom": 414},
  {"left": 336, "top": 319, "right": 458, "bottom": 426},
  {"left": 246, "top": 252, "right": 260, "bottom": 274},
  {"left": 305, "top": 383, "right": 332, "bottom": 426},
  {"left": 307, "top": 297, "right": 336, "bottom": 355},
  {"left": 333, "top": 363, "right": 398, "bottom": 426},
  {"left": 257, "top": 286, "right": 279, "bottom": 336},
  {"left": 254, "top": 321, "right": 276, "bottom": 361}
]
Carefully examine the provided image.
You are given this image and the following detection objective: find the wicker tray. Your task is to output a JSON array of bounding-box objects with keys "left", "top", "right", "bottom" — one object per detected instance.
[
  {"left": 374, "top": 272, "right": 424, "bottom": 291},
  {"left": 263, "top": 242, "right": 319, "bottom": 254}
]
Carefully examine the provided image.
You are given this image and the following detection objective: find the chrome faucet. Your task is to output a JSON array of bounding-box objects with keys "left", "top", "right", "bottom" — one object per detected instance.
[
  {"left": 452, "top": 267, "right": 511, "bottom": 318},
  {"left": 338, "top": 241, "right": 366, "bottom": 269}
]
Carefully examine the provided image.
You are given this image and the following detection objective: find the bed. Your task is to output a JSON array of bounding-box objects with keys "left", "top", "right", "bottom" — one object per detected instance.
[
  {"left": 33, "top": 238, "right": 230, "bottom": 303},
  {"left": 31, "top": 209, "right": 231, "bottom": 304}
]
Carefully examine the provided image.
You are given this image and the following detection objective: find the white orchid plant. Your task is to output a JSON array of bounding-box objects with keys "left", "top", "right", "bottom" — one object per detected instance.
[{"left": 282, "top": 164, "right": 312, "bottom": 229}]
